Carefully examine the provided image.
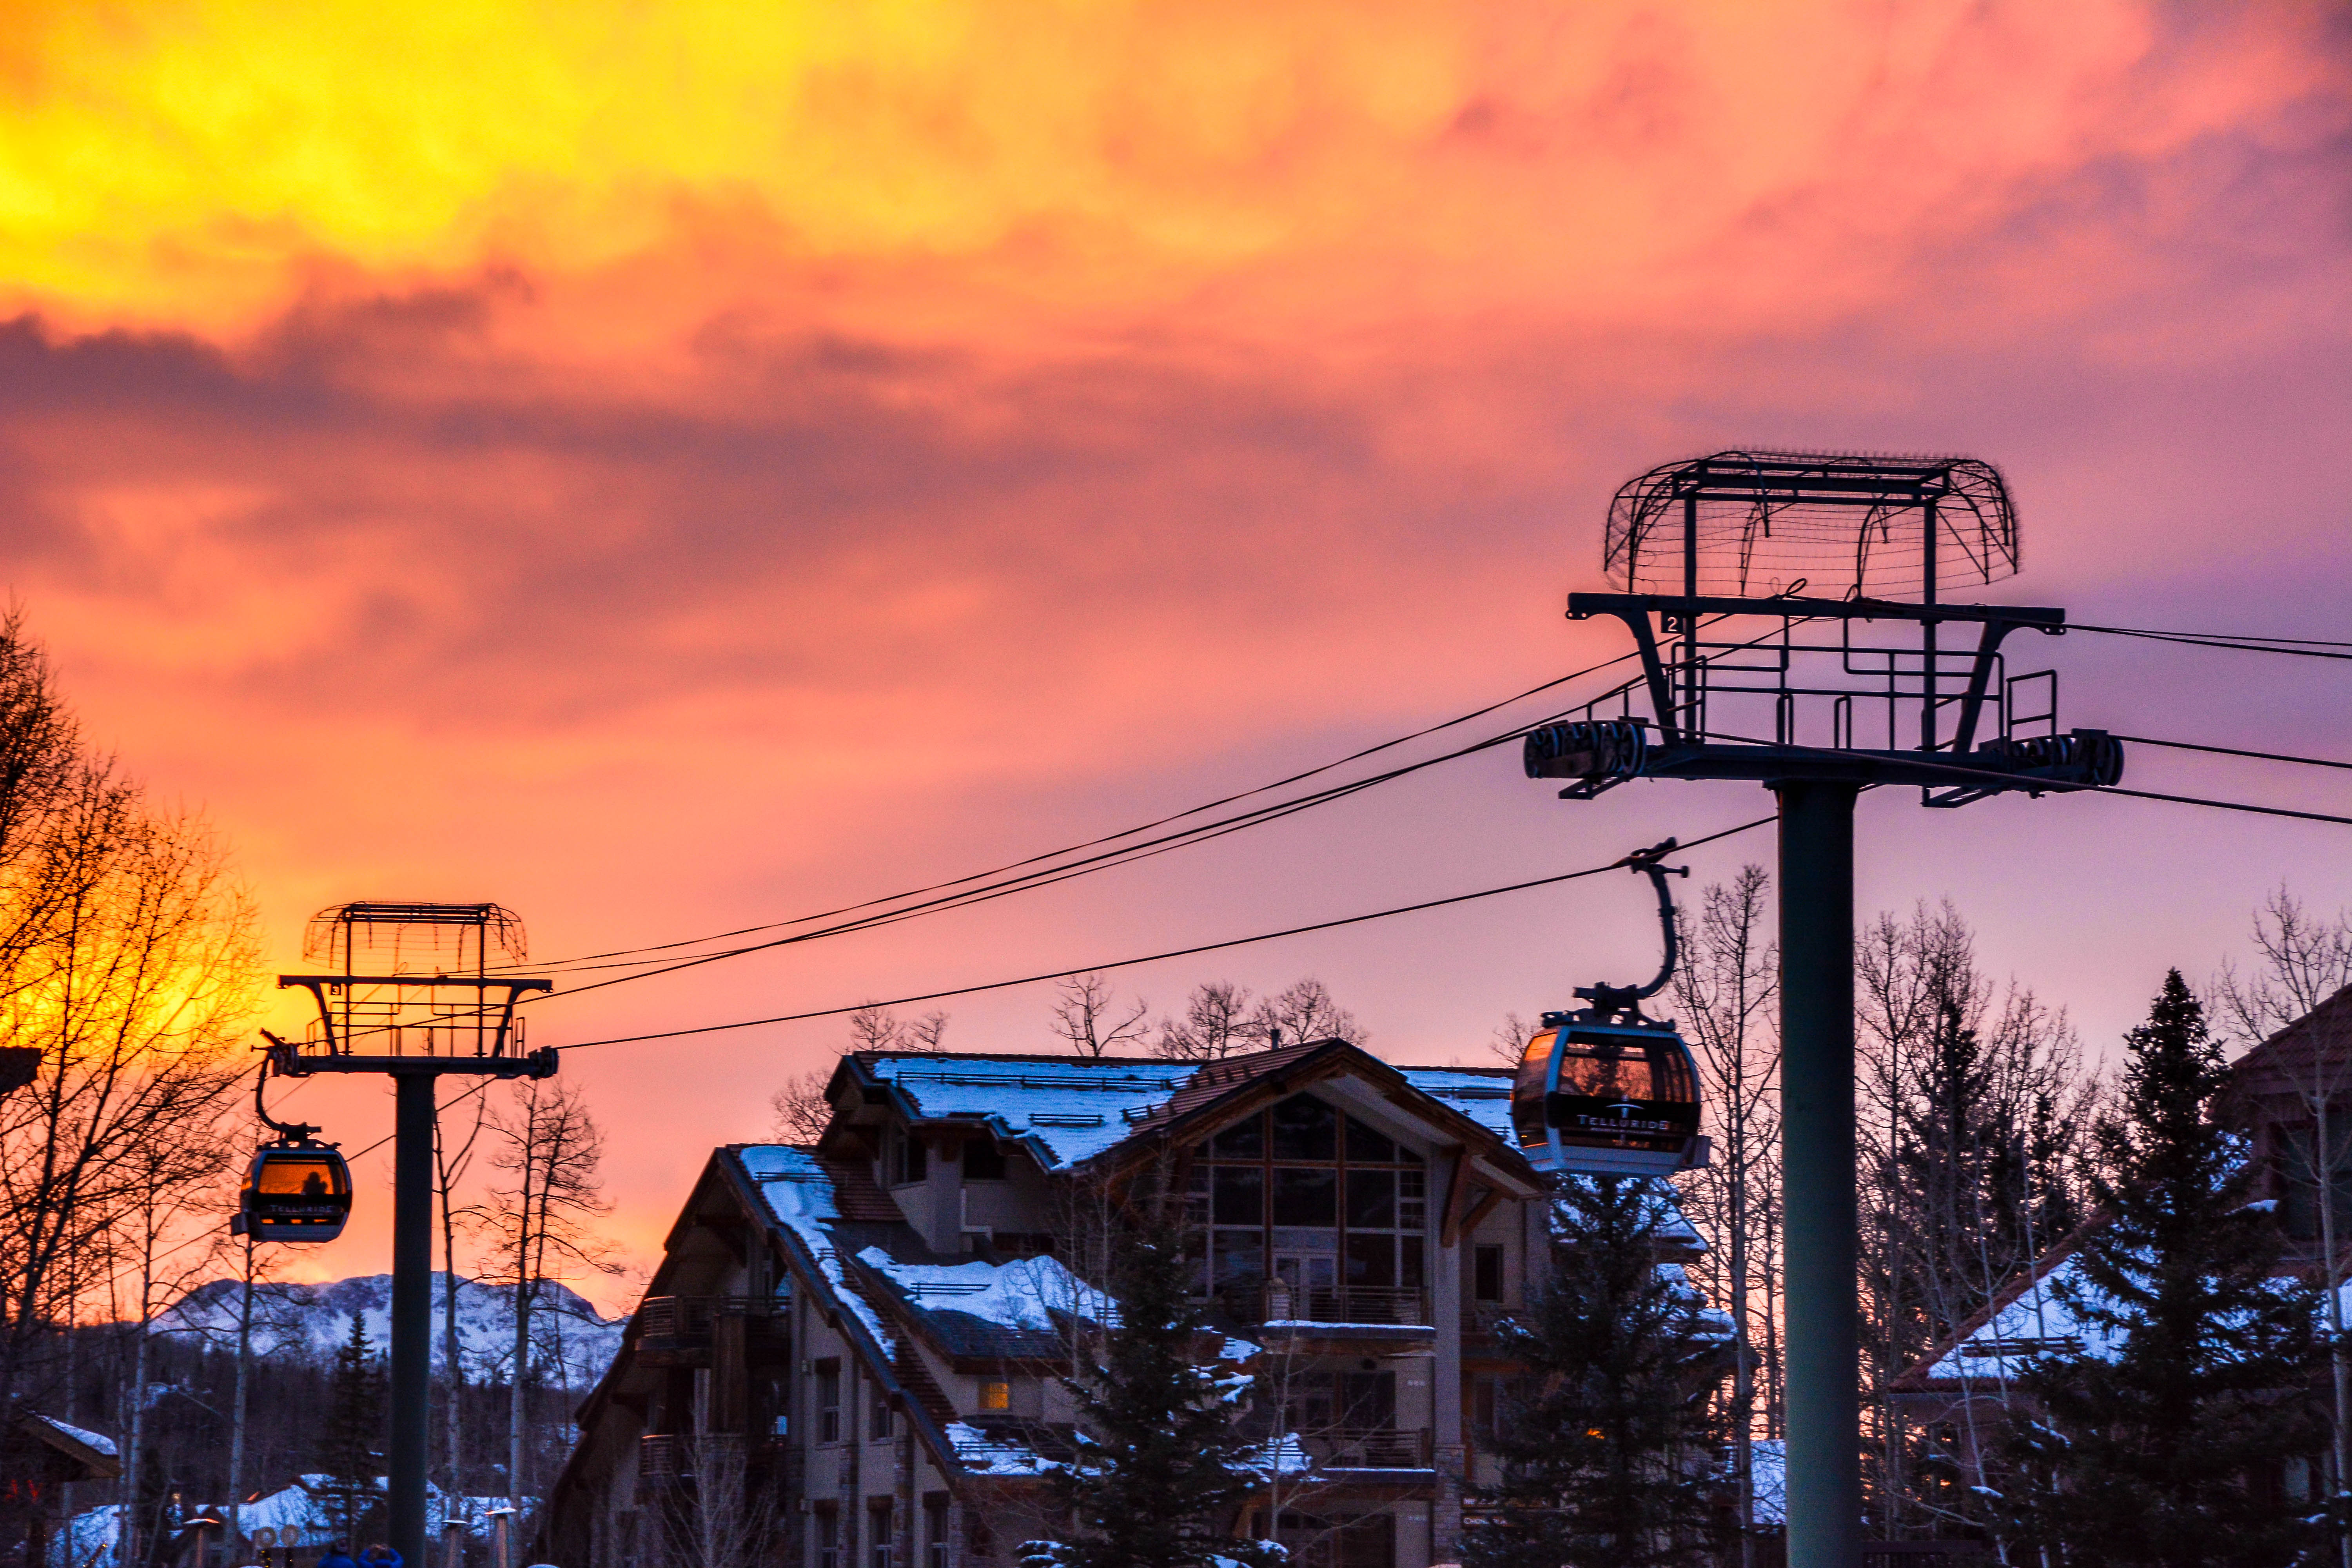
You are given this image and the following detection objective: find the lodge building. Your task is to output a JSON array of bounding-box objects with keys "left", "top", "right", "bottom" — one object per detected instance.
[{"left": 536, "top": 1036, "right": 1703, "bottom": 1567}]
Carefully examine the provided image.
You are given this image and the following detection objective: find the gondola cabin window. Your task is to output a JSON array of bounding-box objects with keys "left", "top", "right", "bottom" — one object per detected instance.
[
  {"left": 1511, "top": 1020, "right": 1703, "bottom": 1176},
  {"left": 1186, "top": 1094, "right": 1424, "bottom": 1317}
]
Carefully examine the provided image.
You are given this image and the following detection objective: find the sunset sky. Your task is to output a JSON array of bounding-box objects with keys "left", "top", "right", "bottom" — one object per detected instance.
[{"left": 5, "top": 1, "right": 2347, "bottom": 1303}]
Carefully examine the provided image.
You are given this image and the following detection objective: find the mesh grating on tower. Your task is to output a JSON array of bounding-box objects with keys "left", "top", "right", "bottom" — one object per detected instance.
[{"left": 1603, "top": 450, "right": 2019, "bottom": 600}]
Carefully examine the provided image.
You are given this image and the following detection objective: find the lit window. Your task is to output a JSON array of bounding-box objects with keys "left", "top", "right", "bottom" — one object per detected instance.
[{"left": 977, "top": 1379, "right": 1011, "bottom": 1412}]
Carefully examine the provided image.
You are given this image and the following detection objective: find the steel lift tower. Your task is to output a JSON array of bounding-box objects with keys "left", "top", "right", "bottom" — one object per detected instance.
[
  {"left": 1523, "top": 452, "right": 2123, "bottom": 1568},
  {"left": 266, "top": 902, "right": 557, "bottom": 1562}
]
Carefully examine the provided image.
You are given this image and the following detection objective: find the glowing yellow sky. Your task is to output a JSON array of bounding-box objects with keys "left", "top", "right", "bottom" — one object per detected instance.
[{"left": 8, "top": 1, "right": 2325, "bottom": 342}]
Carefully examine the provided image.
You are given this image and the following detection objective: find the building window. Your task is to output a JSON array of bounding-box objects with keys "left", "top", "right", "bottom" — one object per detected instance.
[
  {"left": 967, "top": 1512, "right": 996, "bottom": 1559},
  {"left": 816, "top": 1358, "right": 842, "bottom": 1444},
  {"left": 890, "top": 1127, "right": 929, "bottom": 1188},
  {"left": 815, "top": 1506, "right": 841, "bottom": 1568},
  {"left": 977, "top": 1378, "right": 1011, "bottom": 1412},
  {"left": 1473, "top": 1244, "right": 1505, "bottom": 1303},
  {"left": 871, "top": 1389, "right": 894, "bottom": 1440},
  {"left": 963, "top": 1138, "right": 1008, "bottom": 1180},
  {"left": 1189, "top": 1094, "right": 1426, "bottom": 1308},
  {"left": 924, "top": 1494, "right": 950, "bottom": 1568},
  {"left": 869, "top": 1499, "right": 895, "bottom": 1568}
]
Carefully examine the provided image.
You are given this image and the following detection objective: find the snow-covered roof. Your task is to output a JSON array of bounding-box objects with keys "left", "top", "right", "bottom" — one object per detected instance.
[
  {"left": 738, "top": 1145, "right": 894, "bottom": 1354},
  {"left": 34, "top": 1415, "right": 116, "bottom": 1457},
  {"left": 946, "top": 1421, "right": 1059, "bottom": 1477},
  {"left": 857, "top": 1248, "right": 1113, "bottom": 1332},
  {"left": 1916, "top": 1252, "right": 2122, "bottom": 1385},
  {"left": 1398, "top": 1069, "right": 1515, "bottom": 1140},
  {"left": 862, "top": 1055, "right": 1200, "bottom": 1168}
]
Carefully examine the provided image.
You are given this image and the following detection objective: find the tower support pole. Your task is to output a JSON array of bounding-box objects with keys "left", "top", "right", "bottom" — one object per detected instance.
[
  {"left": 391, "top": 1073, "right": 437, "bottom": 1561},
  {"left": 1775, "top": 780, "right": 1861, "bottom": 1568}
]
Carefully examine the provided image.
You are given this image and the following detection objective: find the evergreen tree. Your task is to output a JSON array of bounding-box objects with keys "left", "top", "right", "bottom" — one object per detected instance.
[
  {"left": 1026, "top": 1195, "right": 1274, "bottom": 1568},
  {"left": 311, "top": 1312, "right": 388, "bottom": 1546},
  {"left": 1468, "top": 1176, "right": 1733, "bottom": 1568},
  {"left": 2002, "top": 971, "right": 2326, "bottom": 1565}
]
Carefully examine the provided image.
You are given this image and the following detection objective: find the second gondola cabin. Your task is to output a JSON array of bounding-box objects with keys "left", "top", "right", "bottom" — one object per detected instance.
[
  {"left": 1512, "top": 1013, "right": 1704, "bottom": 1178},
  {"left": 233, "top": 1144, "right": 353, "bottom": 1242}
]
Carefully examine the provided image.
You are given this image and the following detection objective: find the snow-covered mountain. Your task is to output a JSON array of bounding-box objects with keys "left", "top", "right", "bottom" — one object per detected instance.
[{"left": 154, "top": 1273, "right": 625, "bottom": 1391}]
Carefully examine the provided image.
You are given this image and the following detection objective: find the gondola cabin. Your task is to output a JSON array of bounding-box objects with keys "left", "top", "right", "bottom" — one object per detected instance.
[
  {"left": 1512, "top": 1016, "right": 1704, "bottom": 1177},
  {"left": 233, "top": 1144, "right": 353, "bottom": 1242}
]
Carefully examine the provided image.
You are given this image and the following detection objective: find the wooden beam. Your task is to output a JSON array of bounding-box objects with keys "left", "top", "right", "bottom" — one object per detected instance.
[
  {"left": 1439, "top": 1147, "right": 1470, "bottom": 1247},
  {"left": 1459, "top": 1182, "right": 1505, "bottom": 1241}
]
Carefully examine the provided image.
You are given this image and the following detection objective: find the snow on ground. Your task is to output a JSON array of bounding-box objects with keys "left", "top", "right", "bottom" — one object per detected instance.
[
  {"left": 1748, "top": 1439, "right": 1786, "bottom": 1525},
  {"left": 153, "top": 1273, "right": 623, "bottom": 1390},
  {"left": 53, "top": 1481, "right": 502, "bottom": 1564}
]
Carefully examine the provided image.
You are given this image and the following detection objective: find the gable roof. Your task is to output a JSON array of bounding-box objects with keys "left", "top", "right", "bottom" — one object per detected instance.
[
  {"left": 838, "top": 1041, "right": 1543, "bottom": 1195},
  {"left": 841, "top": 1051, "right": 1199, "bottom": 1166},
  {"left": 2223, "top": 984, "right": 2352, "bottom": 1106}
]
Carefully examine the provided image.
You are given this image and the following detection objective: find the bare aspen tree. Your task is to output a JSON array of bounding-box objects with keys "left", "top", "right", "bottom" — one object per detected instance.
[
  {"left": 1484, "top": 1011, "right": 1534, "bottom": 1066},
  {"left": 1855, "top": 900, "right": 2095, "bottom": 1539},
  {"left": 106, "top": 1082, "right": 238, "bottom": 1568},
  {"left": 1153, "top": 978, "right": 1367, "bottom": 1062},
  {"left": 0, "top": 773, "right": 260, "bottom": 1419},
  {"left": 1051, "top": 974, "right": 1152, "bottom": 1057},
  {"left": 768, "top": 1071, "right": 834, "bottom": 1143},
  {"left": 773, "top": 1006, "right": 950, "bottom": 1141},
  {"left": 1155, "top": 982, "right": 1261, "bottom": 1062},
  {"left": 1670, "top": 864, "right": 1781, "bottom": 1566},
  {"left": 1248, "top": 978, "right": 1365, "bottom": 1050},
  {"left": 2214, "top": 887, "right": 2352, "bottom": 1566},
  {"left": 470, "top": 1079, "right": 619, "bottom": 1519},
  {"left": 848, "top": 1001, "right": 951, "bottom": 1053}
]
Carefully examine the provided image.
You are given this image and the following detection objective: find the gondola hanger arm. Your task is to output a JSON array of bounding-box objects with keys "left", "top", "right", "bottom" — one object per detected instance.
[{"left": 1574, "top": 838, "right": 1690, "bottom": 1015}]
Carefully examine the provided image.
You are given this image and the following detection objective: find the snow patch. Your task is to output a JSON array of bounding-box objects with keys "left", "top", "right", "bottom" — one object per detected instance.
[
  {"left": 741, "top": 1146, "right": 893, "bottom": 1354},
  {"left": 857, "top": 1249, "right": 1115, "bottom": 1330},
  {"left": 34, "top": 1415, "right": 116, "bottom": 1457},
  {"left": 862, "top": 1058, "right": 1198, "bottom": 1168},
  {"left": 947, "top": 1422, "right": 1057, "bottom": 1476}
]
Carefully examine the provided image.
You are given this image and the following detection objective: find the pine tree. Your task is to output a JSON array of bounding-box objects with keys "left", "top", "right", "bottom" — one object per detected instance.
[
  {"left": 311, "top": 1312, "right": 388, "bottom": 1546},
  {"left": 1468, "top": 1176, "right": 1733, "bottom": 1568},
  {"left": 2002, "top": 971, "right": 2326, "bottom": 1565},
  {"left": 1027, "top": 1196, "right": 1274, "bottom": 1568}
]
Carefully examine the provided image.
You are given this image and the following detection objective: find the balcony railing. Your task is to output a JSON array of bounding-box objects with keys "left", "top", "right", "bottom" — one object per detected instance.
[
  {"left": 1465, "top": 1301, "right": 1515, "bottom": 1336},
  {"left": 634, "top": 1296, "right": 782, "bottom": 1363},
  {"left": 1308, "top": 1428, "right": 1434, "bottom": 1470},
  {"left": 1248, "top": 1283, "right": 1431, "bottom": 1328}
]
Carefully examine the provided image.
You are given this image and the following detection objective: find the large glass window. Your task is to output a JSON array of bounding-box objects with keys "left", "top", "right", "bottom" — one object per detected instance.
[{"left": 1188, "top": 1095, "right": 1425, "bottom": 1306}]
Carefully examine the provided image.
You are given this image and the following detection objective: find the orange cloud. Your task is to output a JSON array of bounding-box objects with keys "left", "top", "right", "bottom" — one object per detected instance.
[{"left": 2, "top": 1, "right": 2337, "bottom": 350}]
